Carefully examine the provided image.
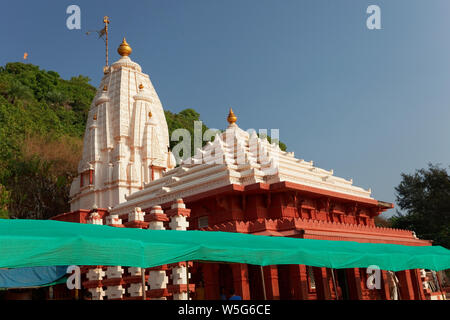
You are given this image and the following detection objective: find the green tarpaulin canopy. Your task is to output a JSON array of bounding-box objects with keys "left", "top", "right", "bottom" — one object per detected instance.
[{"left": 0, "top": 219, "right": 449, "bottom": 271}]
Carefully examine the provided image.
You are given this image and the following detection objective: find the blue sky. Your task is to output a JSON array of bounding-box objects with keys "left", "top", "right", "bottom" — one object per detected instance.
[{"left": 1, "top": 1, "right": 450, "bottom": 217}]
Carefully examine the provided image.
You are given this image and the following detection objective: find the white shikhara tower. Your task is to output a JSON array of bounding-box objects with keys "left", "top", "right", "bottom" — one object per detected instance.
[{"left": 70, "top": 38, "right": 174, "bottom": 211}]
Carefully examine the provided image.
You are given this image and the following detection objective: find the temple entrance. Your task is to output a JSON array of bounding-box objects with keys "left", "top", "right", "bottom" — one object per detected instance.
[
  {"left": 218, "top": 264, "right": 233, "bottom": 299},
  {"left": 248, "top": 264, "right": 265, "bottom": 300},
  {"left": 277, "top": 265, "right": 293, "bottom": 299}
]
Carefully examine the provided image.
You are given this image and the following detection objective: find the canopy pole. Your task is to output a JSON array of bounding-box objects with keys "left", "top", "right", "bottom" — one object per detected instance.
[
  {"left": 186, "top": 262, "right": 190, "bottom": 300},
  {"left": 260, "top": 266, "right": 267, "bottom": 300},
  {"left": 331, "top": 268, "right": 339, "bottom": 300},
  {"left": 142, "top": 268, "right": 146, "bottom": 300}
]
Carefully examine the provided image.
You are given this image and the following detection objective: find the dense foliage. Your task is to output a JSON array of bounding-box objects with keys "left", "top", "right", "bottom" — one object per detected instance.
[
  {"left": 391, "top": 164, "right": 450, "bottom": 248},
  {"left": 0, "top": 62, "right": 96, "bottom": 219}
]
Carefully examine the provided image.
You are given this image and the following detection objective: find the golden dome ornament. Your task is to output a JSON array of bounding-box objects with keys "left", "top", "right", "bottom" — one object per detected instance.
[
  {"left": 117, "top": 37, "right": 132, "bottom": 57},
  {"left": 227, "top": 108, "right": 237, "bottom": 125}
]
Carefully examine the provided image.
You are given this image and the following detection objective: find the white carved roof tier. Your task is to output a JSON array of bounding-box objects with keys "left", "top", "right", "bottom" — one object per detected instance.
[{"left": 111, "top": 122, "right": 372, "bottom": 215}]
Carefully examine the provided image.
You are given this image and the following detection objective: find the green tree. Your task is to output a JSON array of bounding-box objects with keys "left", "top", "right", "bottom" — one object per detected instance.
[
  {"left": 390, "top": 164, "right": 450, "bottom": 248},
  {"left": 0, "top": 184, "right": 10, "bottom": 219}
]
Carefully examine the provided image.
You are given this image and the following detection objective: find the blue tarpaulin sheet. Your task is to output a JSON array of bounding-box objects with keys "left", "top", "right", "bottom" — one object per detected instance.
[{"left": 0, "top": 266, "right": 67, "bottom": 288}]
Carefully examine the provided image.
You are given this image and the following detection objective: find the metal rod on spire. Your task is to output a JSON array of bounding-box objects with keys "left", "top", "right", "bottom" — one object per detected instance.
[
  {"left": 103, "top": 16, "right": 110, "bottom": 67},
  {"left": 86, "top": 16, "right": 110, "bottom": 73}
]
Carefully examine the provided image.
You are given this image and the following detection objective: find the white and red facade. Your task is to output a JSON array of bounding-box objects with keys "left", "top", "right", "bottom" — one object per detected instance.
[{"left": 51, "top": 40, "right": 446, "bottom": 300}]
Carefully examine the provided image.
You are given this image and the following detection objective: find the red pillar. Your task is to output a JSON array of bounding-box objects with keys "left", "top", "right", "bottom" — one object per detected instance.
[
  {"left": 380, "top": 270, "right": 391, "bottom": 300},
  {"left": 313, "top": 267, "right": 332, "bottom": 300},
  {"left": 346, "top": 268, "right": 363, "bottom": 300},
  {"left": 203, "top": 263, "right": 220, "bottom": 300},
  {"left": 411, "top": 269, "right": 426, "bottom": 300},
  {"left": 263, "top": 265, "right": 280, "bottom": 300},
  {"left": 397, "top": 270, "right": 416, "bottom": 300},
  {"left": 231, "top": 264, "right": 251, "bottom": 300},
  {"left": 289, "top": 265, "right": 309, "bottom": 300}
]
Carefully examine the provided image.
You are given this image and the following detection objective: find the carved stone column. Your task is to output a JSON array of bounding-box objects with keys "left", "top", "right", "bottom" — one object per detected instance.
[
  {"left": 263, "top": 265, "right": 280, "bottom": 300},
  {"left": 231, "top": 264, "right": 251, "bottom": 300},
  {"left": 289, "top": 265, "right": 309, "bottom": 300}
]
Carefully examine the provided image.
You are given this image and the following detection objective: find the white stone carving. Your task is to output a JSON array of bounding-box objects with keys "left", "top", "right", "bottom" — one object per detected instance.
[
  {"left": 148, "top": 270, "right": 168, "bottom": 290},
  {"left": 128, "top": 267, "right": 142, "bottom": 276},
  {"left": 128, "top": 207, "right": 145, "bottom": 222},
  {"left": 70, "top": 53, "right": 171, "bottom": 211},
  {"left": 112, "top": 120, "right": 374, "bottom": 216},
  {"left": 105, "top": 214, "right": 122, "bottom": 225},
  {"left": 171, "top": 266, "right": 188, "bottom": 285},
  {"left": 86, "top": 268, "right": 105, "bottom": 281},
  {"left": 169, "top": 215, "right": 189, "bottom": 231},
  {"left": 86, "top": 211, "right": 103, "bottom": 225},
  {"left": 104, "top": 285, "right": 125, "bottom": 299},
  {"left": 128, "top": 282, "right": 147, "bottom": 297},
  {"left": 173, "top": 292, "right": 188, "bottom": 300},
  {"left": 105, "top": 266, "right": 124, "bottom": 278},
  {"left": 88, "top": 287, "right": 106, "bottom": 300}
]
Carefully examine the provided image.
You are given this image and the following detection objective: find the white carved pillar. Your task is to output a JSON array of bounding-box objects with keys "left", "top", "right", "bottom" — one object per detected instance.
[
  {"left": 166, "top": 199, "right": 193, "bottom": 300},
  {"left": 86, "top": 267, "right": 106, "bottom": 300},
  {"left": 86, "top": 210, "right": 103, "bottom": 225},
  {"left": 147, "top": 205, "right": 170, "bottom": 300},
  {"left": 104, "top": 266, "right": 125, "bottom": 300}
]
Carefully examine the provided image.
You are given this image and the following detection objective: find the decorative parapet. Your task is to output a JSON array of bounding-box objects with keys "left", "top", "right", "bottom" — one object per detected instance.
[
  {"left": 125, "top": 207, "right": 148, "bottom": 229},
  {"left": 203, "top": 217, "right": 429, "bottom": 245},
  {"left": 145, "top": 205, "right": 169, "bottom": 230},
  {"left": 105, "top": 214, "right": 124, "bottom": 227},
  {"left": 167, "top": 198, "right": 191, "bottom": 231},
  {"left": 86, "top": 210, "right": 103, "bottom": 225},
  {"left": 82, "top": 267, "right": 106, "bottom": 300}
]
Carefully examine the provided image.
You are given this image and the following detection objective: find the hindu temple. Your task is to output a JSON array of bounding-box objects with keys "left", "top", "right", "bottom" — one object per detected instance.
[{"left": 50, "top": 38, "right": 446, "bottom": 301}]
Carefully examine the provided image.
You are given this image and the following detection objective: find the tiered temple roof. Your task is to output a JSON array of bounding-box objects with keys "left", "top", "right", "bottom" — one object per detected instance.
[
  {"left": 111, "top": 110, "right": 372, "bottom": 215},
  {"left": 70, "top": 39, "right": 171, "bottom": 211}
]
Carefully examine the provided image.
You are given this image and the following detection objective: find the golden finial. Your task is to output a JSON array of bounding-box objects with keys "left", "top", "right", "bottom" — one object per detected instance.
[
  {"left": 148, "top": 111, "right": 152, "bottom": 118},
  {"left": 118, "top": 37, "right": 132, "bottom": 57},
  {"left": 139, "top": 83, "right": 144, "bottom": 90},
  {"left": 227, "top": 108, "right": 237, "bottom": 125},
  {"left": 103, "top": 85, "right": 108, "bottom": 91}
]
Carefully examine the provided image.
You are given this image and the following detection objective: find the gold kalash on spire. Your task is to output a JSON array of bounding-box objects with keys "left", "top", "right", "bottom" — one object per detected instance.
[
  {"left": 117, "top": 37, "right": 132, "bottom": 57},
  {"left": 227, "top": 108, "right": 237, "bottom": 125}
]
